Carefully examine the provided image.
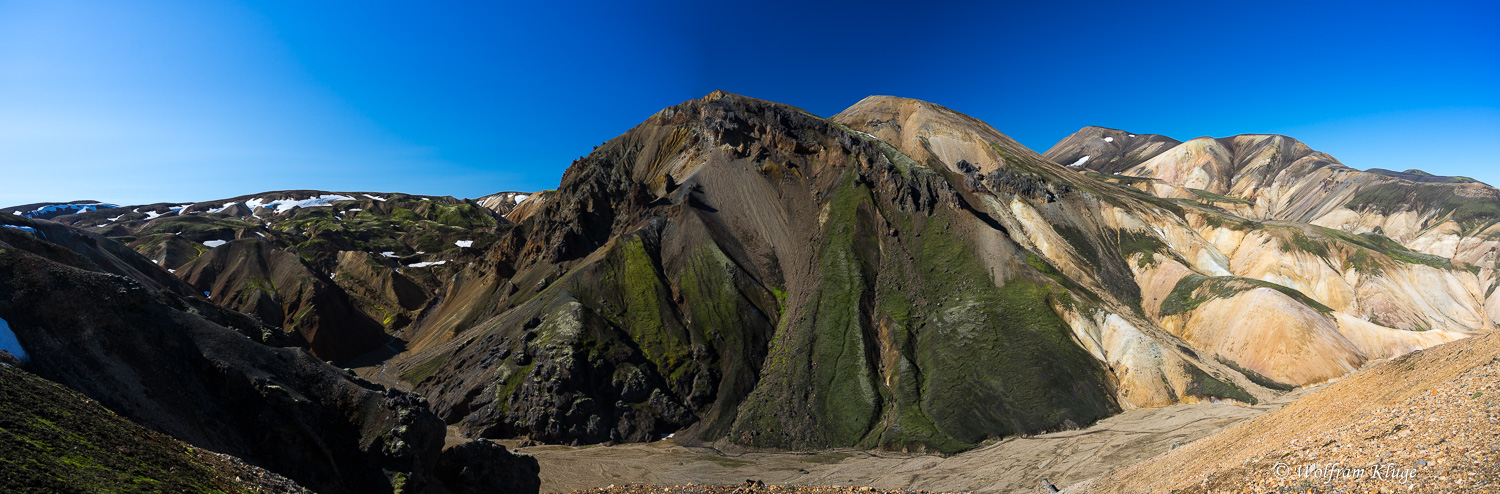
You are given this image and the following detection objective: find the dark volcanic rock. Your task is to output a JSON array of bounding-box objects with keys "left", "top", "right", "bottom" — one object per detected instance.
[
  {"left": 0, "top": 217, "right": 488, "bottom": 494},
  {"left": 436, "top": 439, "right": 542, "bottom": 494}
]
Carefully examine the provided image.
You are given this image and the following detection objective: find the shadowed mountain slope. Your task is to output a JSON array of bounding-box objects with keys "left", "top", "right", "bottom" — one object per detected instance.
[
  {"left": 35, "top": 191, "right": 513, "bottom": 363},
  {"left": 0, "top": 359, "right": 310, "bottom": 494},
  {"left": 0, "top": 215, "right": 539, "bottom": 494}
]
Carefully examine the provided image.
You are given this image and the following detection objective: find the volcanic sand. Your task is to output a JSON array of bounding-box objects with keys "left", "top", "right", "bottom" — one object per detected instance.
[{"left": 495, "top": 388, "right": 1316, "bottom": 493}]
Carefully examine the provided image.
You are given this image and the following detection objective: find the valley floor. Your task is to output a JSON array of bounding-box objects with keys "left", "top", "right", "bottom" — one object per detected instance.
[{"left": 495, "top": 390, "right": 1313, "bottom": 494}]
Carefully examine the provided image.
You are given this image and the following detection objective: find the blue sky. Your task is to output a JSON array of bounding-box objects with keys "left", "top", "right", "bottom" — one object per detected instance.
[{"left": 1, "top": 0, "right": 1496, "bottom": 206}]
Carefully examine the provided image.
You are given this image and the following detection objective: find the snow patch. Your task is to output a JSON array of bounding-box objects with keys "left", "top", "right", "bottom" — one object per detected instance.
[
  {"left": 346, "top": 208, "right": 362, "bottom": 212},
  {"left": 143, "top": 210, "right": 164, "bottom": 220},
  {"left": 2, "top": 225, "right": 39, "bottom": 235},
  {"left": 202, "top": 240, "right": 228, "bottom": 248},
  {"left": 1104, "top": 137, "right": 1114, "bottom": 143},
  {"left": 169, "top": 204, "right": 194, "bottom": 215},
  {"left": 380, "top": 252, "right": 398, "bottom": 258},
  {"left": 407, "top": 260, "right": 447, "bottom": 268},
  {"left": 13, "top": 202, "right": 117, "bottom": 218},
  {"left": 513, "top": 195, "right": 529, "bottom": 204},
  {"left": 208, "top": 202, "right": 239, "bottom": 214},
  {"left": 455, "top": 240, "right": 473, "bottom": 248},
  {"left": 1068, "top": 155, "right": 1091, "bottom": 167},
  {"left": 108, "top": 214, "right": 125, "bottom": 222},
  {"left": 362, "top": 194, "right": 387, "bottom": 202},
  {"left": 1128, "top": 134, "right": 1136, "bottom": 137},
  {"left": 0, "top": 317, "right": 28, "bottom": 362},
  {"left": 246, "top": 195, "right": 356, "bottom": 214}
]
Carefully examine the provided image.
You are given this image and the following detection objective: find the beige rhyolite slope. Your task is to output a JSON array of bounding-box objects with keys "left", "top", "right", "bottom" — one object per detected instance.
[
  {"left": 1046, "top": 127, "right": 1500, "bottom": 264},
  {"left": 1043, "top": 127, "right": 1493, "bottom": 375}
]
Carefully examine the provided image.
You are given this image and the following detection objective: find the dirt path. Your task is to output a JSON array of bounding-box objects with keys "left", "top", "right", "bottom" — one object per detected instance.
[{"left": 501, "top": 390, "right": 1314, "bottom": 493}]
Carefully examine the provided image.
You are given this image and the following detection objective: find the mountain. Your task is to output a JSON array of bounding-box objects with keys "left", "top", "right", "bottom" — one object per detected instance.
[
  {"left": 0, "top": 214, "right": 540, "bottom": 493},
  {"left": 382, "top": 92, "right": 1492, "bottom": 455},
  {"left": 1044, "top": 126, "right": 1500, "bottom": 259},
  {"left": 1042, "top": 126, "right": 1181, "bottom": 174},
  {"left": 1045, "top": 126, "right": 1500, "bottom": 331},
  {"left": 4, "top": 91, "right": 1493, "bottom": 488},
  {"left": 34, "top": 190, "right": 511, "bottom": 363},
  {"left": 319, "top": 91, "right": 1448, "bottom": 455},
  {"left": 3, "top": 200, "right": 117, "bottom": 220}
]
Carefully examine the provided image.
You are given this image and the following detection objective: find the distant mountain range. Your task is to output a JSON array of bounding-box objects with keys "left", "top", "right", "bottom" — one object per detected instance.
[{"left": 3, "top": 91, "right": 1497, "bottom": 491}]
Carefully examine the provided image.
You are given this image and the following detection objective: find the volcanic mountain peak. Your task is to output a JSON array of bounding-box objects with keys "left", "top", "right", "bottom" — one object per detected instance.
[{"left": 834, "top": 94, "right": 1062, "bottom": 177}]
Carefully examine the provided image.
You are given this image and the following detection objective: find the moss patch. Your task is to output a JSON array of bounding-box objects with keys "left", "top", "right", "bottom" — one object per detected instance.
[
  {"left": 1160, "top": 274, "right": 1333, "bottom": 318},
  {"left": 1116, "top": 229, "right": 1169, "bottom": 268},
  {"left": 1218, "top": 357, "right": 1296, "bottom": 391},
  {"left": 399, "top": 354, "right": 450, "bottom": 384},
  {"left": 1347, "top": 182, "right": 1500, "bottom": 229},
  {"left": 1187, "top": 188, "right": 1253, "bottom": 205},
  {"left": 1181, "top": 363, "right": 1257, "bottom": 405},
  {"left": 0, "top": 365, "right": 250, "bottom": 493}
]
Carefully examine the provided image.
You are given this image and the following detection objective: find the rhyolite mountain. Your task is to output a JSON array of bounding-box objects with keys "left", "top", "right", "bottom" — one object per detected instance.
[
  {"left": 1046, "top": 126, "right": 1500, "bottom": 329},
  {"left": 6, "top": 91, "right": 1498, "bottom": 468}
]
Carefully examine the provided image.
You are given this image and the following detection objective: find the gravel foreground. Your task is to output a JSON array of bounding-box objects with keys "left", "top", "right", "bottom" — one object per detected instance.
[
  {"left": 1077, "top": 331, "right": 1500, "bottom": 494},
  {"left": 569, "top": 480, "right": 958, "bottom": 494}
]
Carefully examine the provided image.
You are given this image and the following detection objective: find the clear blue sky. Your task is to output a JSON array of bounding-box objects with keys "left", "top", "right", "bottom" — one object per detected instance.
[{"left": 2, "top": 0, "right": 1497, "bottom": 206}]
